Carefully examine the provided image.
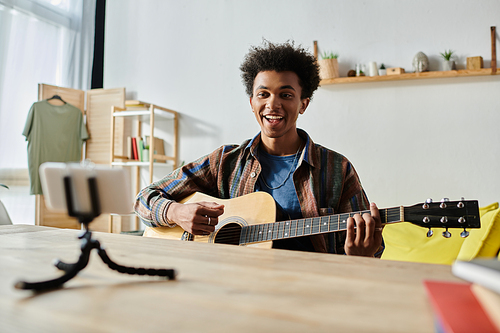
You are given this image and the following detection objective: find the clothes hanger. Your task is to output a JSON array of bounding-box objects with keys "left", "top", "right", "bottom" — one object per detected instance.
[{"left": 47, "top": 94, "right": 67, "bottom": 104}]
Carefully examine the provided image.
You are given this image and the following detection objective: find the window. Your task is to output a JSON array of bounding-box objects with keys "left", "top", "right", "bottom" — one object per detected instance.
[{"left": 0, "top": 0, "right": 95, "bottom": 169}]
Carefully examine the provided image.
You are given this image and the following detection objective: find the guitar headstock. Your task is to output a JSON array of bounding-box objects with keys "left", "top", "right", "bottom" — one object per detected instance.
[{"left": 404, "top": 198, "right": 480, "bottom": 238}]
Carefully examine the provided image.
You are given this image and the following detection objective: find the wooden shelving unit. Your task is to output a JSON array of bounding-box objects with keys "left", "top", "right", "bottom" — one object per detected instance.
[
  {"left": 110, "top": 101, "right": 179, "bottom": 194},
  {"left": 110, "top": 102, "right": 179, "bottom": 184},
  {"left": 109, "top": 101, "right": 179, "bottom": 232},
  {"left": 320, "top": 68, "right": 500, "bottom": 85}
]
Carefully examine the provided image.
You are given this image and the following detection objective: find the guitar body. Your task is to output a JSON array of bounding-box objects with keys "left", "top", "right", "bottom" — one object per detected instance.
[{"left": 142, "top": 192, "right": 277, "bottom": 248}]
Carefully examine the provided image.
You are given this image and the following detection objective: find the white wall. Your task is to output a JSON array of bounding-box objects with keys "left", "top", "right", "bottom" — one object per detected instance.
[{"left": 104, "top": 0, "right": 500, "bottom": 208}]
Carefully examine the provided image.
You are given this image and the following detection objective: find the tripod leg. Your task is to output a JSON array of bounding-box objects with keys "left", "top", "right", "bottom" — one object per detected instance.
[
  {"left": 96, "top": 244, "right": 176, "bottom": 279},
  {"left": 54, "top": 231, "right": 93, "bottom": 273},
  {"left": 15, "top": 266, "right": 79, "bottom": 292},
  {"left": 54, "top": 259, "right": 79, "bottom": 272},
  {"left": 14, "top": 239, "right": 93, "bottom": 291}
]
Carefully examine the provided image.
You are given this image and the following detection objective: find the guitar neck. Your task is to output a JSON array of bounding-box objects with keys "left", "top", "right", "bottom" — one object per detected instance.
[{"left": 240, "top": 207, "right": 403, "bottom": 245}]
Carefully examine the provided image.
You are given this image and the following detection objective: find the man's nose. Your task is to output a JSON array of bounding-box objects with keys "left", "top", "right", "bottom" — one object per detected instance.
[{"left": 266, "top": 95, "right": 281, "bottom": 109}]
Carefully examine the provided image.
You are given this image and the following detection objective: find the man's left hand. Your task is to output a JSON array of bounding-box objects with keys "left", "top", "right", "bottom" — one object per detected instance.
[{"left": 345, "top": 202, "right": 384, "bottom": 257}]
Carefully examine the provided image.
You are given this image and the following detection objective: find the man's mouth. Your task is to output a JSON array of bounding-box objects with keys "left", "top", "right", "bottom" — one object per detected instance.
[{"left": 264, "top": 115, "right": 283, "bottom": 122}]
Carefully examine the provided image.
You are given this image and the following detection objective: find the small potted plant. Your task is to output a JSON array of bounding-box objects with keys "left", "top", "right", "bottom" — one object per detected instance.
[
  {"left": 440, "top": 50, "right": 456, "bottom": 71},
  {"left": 318, "top": 51, "right": 339, "bottom": 79},
  {"left": 378, "top": 64, "right": 387, "bottom": 76}
]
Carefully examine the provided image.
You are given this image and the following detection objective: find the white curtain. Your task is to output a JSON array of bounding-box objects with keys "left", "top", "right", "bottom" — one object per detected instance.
[{"left": 0, "top": 0, "right": 96, "bottom": 169}]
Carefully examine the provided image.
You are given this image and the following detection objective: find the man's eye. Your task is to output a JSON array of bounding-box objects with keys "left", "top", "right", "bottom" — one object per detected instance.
[
  {"left": 257, "top": 92, "right": 268, "bottom": 98},
  {"left": 282, "top": 93, "right": 293, "bottom": 98}
]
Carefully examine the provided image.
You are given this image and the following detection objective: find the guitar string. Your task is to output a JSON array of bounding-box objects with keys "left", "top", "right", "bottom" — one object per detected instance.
[
  {"left": 202, "top": 210, "right": 404, "bottom": 243},
  {"left": 203, "top": 210, "right": 470, "bottom": 243},
  {"left": 207, "top": 210, "right": 400, "bottom": 233},
  {"left": 201, "top": 203, "right": 471, "bottom": 241},
  {"left": 211, "top": 224, "right": 436, "bottom": 244},
  {"left": 197, "top": 204, "right": 472, "bottom": 243}
]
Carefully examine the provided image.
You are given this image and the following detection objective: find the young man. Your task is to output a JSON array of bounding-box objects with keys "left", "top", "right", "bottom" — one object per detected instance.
[{"left": 134, "top": 41, "right": 384, "bottom": 257}]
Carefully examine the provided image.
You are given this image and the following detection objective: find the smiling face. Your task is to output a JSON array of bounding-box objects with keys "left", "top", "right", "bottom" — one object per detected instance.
[{"left": 250, "top": 70, "right": 310, "bottom": 154}]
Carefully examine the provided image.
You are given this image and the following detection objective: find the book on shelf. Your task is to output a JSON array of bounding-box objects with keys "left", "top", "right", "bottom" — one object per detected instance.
[
  {"left": 153, "top": 137, "right": 165, "bottom": 156},
  {"left": 424, "top": 280, "right": 499, "bottom": 333},
  {"left": 452, "top": 259, "right": 500, "bottom": 295},
  {"left": 127, "top": 136, "right": 132, "bottom": 160},
  {"left": 125, "top": 100, "right": 146, "bottom": 107},
  {"left": 137, "top": 138, "right": 144, "bottom": 162},
  {"left": 144, "top": 136, "right": 165, "bottom": 161},
  {"left": 125, "top": 100, "right": 149, "bottom": 111},
  {"left": 127, "top": 136, "right": 165, "bottom": 162},
  {"left": 131, "top": 137, "right": 138, "bottom": 160}
]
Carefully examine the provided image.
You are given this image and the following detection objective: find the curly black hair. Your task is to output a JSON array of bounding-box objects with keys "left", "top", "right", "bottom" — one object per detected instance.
[{"left": 240, "top": 41, "right": 321, "bottom": 100}]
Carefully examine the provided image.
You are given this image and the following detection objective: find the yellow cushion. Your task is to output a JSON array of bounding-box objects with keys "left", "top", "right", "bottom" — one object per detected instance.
[
  {"left": 479, "top": 202, "right": 499, "bottom": 216},
  {"left": 456, "top": 203, "right": 500, "bottom": 261},
  {"left": 381, "top": 221, "right": 466, "bottom": 265}
]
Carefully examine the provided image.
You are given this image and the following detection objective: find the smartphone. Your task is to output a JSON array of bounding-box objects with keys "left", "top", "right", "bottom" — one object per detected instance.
[{"left": 39, "top": 162, "right": 134, "bottom": 215}]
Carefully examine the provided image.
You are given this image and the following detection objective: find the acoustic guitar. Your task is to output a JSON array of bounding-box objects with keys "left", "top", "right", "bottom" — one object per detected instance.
[{"left": 142, "top": 192, "right": 481, "bottom": 249}]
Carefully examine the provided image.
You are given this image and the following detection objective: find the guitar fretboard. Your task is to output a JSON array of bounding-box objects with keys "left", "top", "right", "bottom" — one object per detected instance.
[{"left": 239, "top": 207, "right": 403, "bottom": 245}]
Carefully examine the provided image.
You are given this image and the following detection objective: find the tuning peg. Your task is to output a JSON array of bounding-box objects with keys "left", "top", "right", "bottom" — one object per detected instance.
[
  {"left": 423, "top": 198, "right": 433, "bottom": 209},
  {"left": 442, "top": 228, "right": 451, "bottom": 238},
  {"left": 461, "top": 229, "right": 470, "bottom": 238},
  {"left": 427, "top": 228, "right": 433, "bottom": 237},
  {"left": 440, "top": 198, "right": 449, "bottom": 209},
  {"left": 457, "top": 197, "right": 465, "bottom": 208}
]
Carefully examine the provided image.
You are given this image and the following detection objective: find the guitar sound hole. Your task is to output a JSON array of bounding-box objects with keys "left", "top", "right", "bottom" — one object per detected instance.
[{"left": 214, "top": 223, "right": 241, "bottom": 245}]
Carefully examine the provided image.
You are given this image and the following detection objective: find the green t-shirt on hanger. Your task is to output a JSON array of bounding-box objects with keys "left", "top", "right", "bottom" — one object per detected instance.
[{"left": 23, "top": 100, "right": 89, "bottom": 195}]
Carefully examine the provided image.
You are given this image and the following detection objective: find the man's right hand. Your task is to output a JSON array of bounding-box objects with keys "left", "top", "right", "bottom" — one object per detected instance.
[{"left": 166, "top": 201, "right": 224, "bottom": 235}]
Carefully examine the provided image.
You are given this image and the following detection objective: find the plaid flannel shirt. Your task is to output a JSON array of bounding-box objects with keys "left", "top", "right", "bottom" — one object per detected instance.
[{"left": 134, "top": 129, "right": 381, "bottom": 254}]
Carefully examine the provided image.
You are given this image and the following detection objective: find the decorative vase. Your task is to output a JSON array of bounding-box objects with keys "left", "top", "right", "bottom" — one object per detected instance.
[
  {"left": 441, "top": 60, "right": 455, "bottom": 71},
  {"left": 318, "top": 58, "right": 339, "bottom": 79},
  {"left": 368, "top": 62, "right": 378, "bottom": 76},
  {"left": 142, "top": 149, "right": 150, "bottom": 162}
]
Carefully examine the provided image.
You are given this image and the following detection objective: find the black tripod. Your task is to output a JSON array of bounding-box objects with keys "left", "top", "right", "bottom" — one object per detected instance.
[{"left": 15, "top": 175, "right": 176, "bottom": 292}]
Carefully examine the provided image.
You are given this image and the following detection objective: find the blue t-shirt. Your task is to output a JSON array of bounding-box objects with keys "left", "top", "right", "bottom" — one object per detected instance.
[{"left": 256, "top": 148, "right": 315, "bottom": 252}]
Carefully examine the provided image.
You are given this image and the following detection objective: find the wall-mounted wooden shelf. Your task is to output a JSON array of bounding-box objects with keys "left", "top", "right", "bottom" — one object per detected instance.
[{"left": 320, "top": 68, "right": 499, "bottom": 85}]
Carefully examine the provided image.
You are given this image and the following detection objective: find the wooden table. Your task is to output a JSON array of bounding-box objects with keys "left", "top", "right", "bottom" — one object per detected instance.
[{"left": 0, "top": 225, "right": 461, "bottom": 332}]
